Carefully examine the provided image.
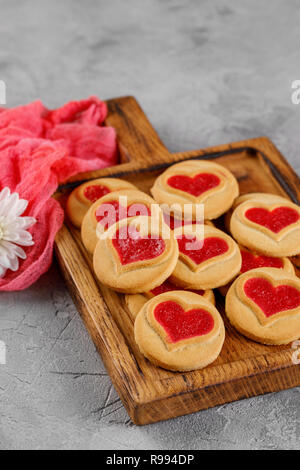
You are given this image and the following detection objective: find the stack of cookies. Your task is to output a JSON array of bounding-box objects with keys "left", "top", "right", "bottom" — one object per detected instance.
[{"left": 66, "top": 159, "right": 300, "bottom": 372}]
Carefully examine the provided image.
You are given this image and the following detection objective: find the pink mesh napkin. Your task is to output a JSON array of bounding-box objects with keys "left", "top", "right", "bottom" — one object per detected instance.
[{"left": 0, "top": 97, "right": 118, "bottom": 291}]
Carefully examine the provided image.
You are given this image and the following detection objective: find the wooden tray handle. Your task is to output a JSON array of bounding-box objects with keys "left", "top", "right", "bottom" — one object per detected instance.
[{"left": 105, "top": 96, "right": 171, "bottom": 166}]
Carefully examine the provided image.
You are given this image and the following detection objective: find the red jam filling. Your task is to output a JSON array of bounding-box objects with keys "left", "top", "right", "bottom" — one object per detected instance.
[
  {"left": 245, "top": 207, "right": 300, "bottom": 233},
  {"left": 244, "top": 277, "right": 300, "bottom": 317},
  {"left": 167, "top": 173, "right": 220, "bottom": 197},
  {"left": 240, "top": 250, "right": 283, "bottom": 273},
  {"left": 112, "top": 227, "right": 165, "bottom": 265},
  {"left": 84, "top": 184, "right": 110, "bottom": 202},
  {"left": 154, "top": 300, "right": 214, "bottom": 343},
  {"left": 95, "top": 201, "right": 150, "bottom": 229},
  {"left": 177, "top": 235, "right": 228, "bottom": 265},
  {"left": 150, "top": 280, "right": 204, "bottom": 297}
]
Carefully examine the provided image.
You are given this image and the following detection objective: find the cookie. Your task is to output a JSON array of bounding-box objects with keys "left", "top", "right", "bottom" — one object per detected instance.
[
  {"left": 125, "top": 294, "right": 148, "bottom": 320},
  {"left": 134, "top": 291, "right": 225, "bottom": 371},
  {"left": 239, "top": 246, "right": 295, "bottom": 274},
  {"left": 125, "top": 278, "right": 215, "bottom": 319},
  {"left": 230, "top": 197, "right": 300, "bottom": 256},
  {"left": 170, "top": 224, "right": 241, "bottom": 289},
  {"left": 93, "top": 216, "right": 179, "bottom": 293},
  {"left": 225, "top": 267, "right": 300, "bottom": 345},
  {"left": 232, "top": 192, "right": 289, "bottom": 208},
  {"left": 151, "top": 159, "right": 239, "bottom": 220},
  {"left": 224, "top": 192, "right": 290, "bottom": 231},
  {"left": 66, "top": 178, "right": 136, "bottom": 228},
  {"left": 81, "top": 189, "right": 159, "bottom": 253},
  {"left": 218, "top": 245, "right": 295, "bottom": 296}
]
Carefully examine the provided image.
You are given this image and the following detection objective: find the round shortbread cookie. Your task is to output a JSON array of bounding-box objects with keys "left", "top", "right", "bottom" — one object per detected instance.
[
  {"left": 224, "top": 192, "right": 290, "bottom": 232},
  {"left": 151, "top": 159, "right": 239, "bottom": 220},
  {"left": 93, "top": 216, "right": 179, "bottom": 294},
  {"left": 81, "top": 189, "right": 159, "bottom": 253},
  {"left": 230, "top": 197, "right": 300, "bottom": 256},
  {"left": 226, "top": 267, "right": 300, "bottom": 345},
  {"left": 218, "top": 244, "right": 295, "bottom": 296},
  {"left": 125, "top": 278, "right": 215, "bottom": 319},
  {"left": 66, "top": 177, "right": 136, "bottom": 228},
  {"left": 170, "top": 224, "right": 241, "bottom": 289},
  {"left": 134, "top": 291, "right": 225, "bottom": 371}
]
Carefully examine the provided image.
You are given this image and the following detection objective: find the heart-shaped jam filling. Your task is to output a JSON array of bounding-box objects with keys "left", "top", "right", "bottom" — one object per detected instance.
[
  {"left": 112, "top": 227, "right": 165, "bottom": 265},
  {"left": 240, "top": 250, "right": 283, "bottom": 273},
  {"left": 245, "top": 207, "right": 299, "bottom": 233},
  {"left": 244, "top": 277, "right": 300, "bottom": 317},
  {"left": 84, "top": 184, "right": 110, "bottom": 202},
  {"left": 167, "top": 173, "right": 220, "bottom": 197},
  {"left": 150, "top": 280, "right": 204, "bottom": 296},
  {"left": 154, "top": 300, "right": 214, "bottom": 343},
  {"left": 95, "top": 201, "right": 150, "bottom": 229},
  {"left": 177, "top": 235, "right": 228, "bottom": 265}
]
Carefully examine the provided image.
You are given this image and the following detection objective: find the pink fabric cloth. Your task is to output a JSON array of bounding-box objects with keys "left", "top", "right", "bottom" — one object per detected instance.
[{"left": 0, "top": 97, "right": 118, "bottom": 291}]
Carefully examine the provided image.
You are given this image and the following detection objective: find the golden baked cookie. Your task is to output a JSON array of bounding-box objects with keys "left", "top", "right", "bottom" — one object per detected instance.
[
  {"left": 66, "top": 178, "right": 136, "bottom": 228},
  {"left": 134, "top": 291, "right": 225, "bottom": 371},
  {"left": 230, "top": 197, "right": 300, "bottom": 256},
  {"left": 125, "top": 294, "right": 148, "bottom": 320},
  {"left": 170, "top": 224, "right": 241, "bottom": 289},
  {"left": 125, "top": 278, "right": 215, "bottom": 319},
  {"left": 218, "top": 245, "right": 295, "bottom": 296},
  {"left": 151, "top": 159, "right": 239, "bottom": 220},
  {"left": 224, "top": 192, "right": 290, "bottom": 231},
  {"left": 81, "top": 189, "right": 159, "bottom": 254},
  {"left": 232, "top": 192, "right": 289, "bottom": 208},
  {"left": 93, "top": 216, "right": 179, "bottom": 293},
  {"left": 226, "top": 267, "right": 300, "bottom": 345}
]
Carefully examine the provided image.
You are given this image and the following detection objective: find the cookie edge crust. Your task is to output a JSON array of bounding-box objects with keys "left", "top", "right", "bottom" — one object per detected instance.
[
  {"left": 93, "top": 216, "right": 179, "bottom": 293},
  {"left": 134, "top": 292, "right": 225, "bottom": 371},
  {"left": 225, "top": 268, "right": 300, "bottom": 345},
  {"left": 230, "top": 201, "right": 300, "bottom": 256},
  {"left": 151, "top": 160, "right": 239, "bottom": 220},
  {"left": 66, "top": 178, "right": 137, "bottom": 228}
]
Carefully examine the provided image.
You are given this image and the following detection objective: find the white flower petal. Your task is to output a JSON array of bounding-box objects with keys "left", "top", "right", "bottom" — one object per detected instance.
[
  {"left": 0, "top": 264, "right": 7, "bottom": 278},
  {"left": 14, "top": 198, "right": 28, "bottom": 217},
  {"left": 0, "top": 188, "right": 34, "bottom": 277},
  {"left": 2, "top": 192, "right": 20, "bottom": 217},
  {"left": 0, "top": 251, "right": 12, "bottom": 269},
  {"left": 3, "top": 229, "right": 33, "bottom": 245},
  {"left": 0, "top": 244, "right": 8, "bottom": 258},
  {"left": 0, "top": 196, "right": 12, "bottom": 218},
  {"left": 2, "top": 231, "right": 19, "bottom": 242},
  {"left": 8, "top": 256, "right": 19, "bottom": 272},
  {"left": 12, "top": 245, "right": 26, "bottom": 260},
  {"left": 0, "top": 187, "right": 10, "bottom": 204},
  {"left": 1, "top": 240, "right": 26, "bottom": 259},
  {"left": 15, "top": 216, "right": 36, "bottom": 230}
]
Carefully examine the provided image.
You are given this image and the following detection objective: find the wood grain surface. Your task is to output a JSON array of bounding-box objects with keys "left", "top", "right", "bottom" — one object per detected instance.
[{"left": 55, "top": 96, "right": 300, "bottom": 425}]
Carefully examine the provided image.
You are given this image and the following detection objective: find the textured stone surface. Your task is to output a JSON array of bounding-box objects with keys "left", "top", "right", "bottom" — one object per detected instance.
[{"left": 0, "top": 0, "right": 299, "bottom": 450}]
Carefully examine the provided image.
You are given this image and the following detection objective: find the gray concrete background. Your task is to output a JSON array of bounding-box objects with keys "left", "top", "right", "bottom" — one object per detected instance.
[{"left": 0, "top": 0, "right": 299, "bottom": 450}]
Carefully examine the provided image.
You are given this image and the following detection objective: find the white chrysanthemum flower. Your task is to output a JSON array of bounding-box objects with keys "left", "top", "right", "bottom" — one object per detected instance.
[{"left": 0, "top": 187, "right": 36, "bottom": 278}]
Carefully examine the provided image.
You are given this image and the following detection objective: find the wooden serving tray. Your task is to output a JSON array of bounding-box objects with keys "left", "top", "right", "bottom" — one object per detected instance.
[{"left": 55, "top": 96, "right": 300, "bottom": 425}]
